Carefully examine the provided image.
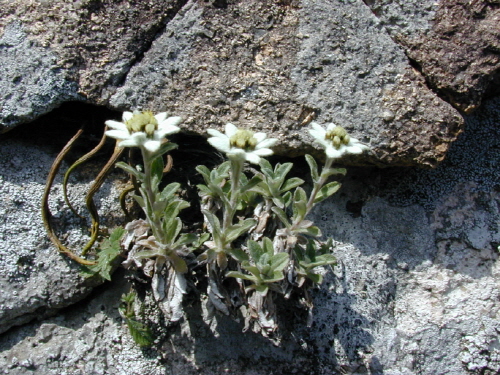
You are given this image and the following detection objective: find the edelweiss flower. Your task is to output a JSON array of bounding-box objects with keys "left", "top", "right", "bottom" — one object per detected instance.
[
  {"left": 309, "top": 122, "right": 368, "bottom": 159},
  {"left": 207, "top": 123, "right": 277, "bottom": 164},
  {"left": 105, "top": 110, "right": 182, "bottom": 153}
]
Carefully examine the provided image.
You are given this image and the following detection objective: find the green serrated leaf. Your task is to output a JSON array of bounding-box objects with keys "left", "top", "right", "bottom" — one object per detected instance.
[
  {"left": 126, "top": 318, "right": 155, "bottom": 347},
  {"left": 85, "top": 227, "right": 125, "bottom": 281}
]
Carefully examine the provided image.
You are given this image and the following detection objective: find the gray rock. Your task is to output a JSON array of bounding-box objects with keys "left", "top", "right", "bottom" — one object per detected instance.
[
  {"left": 0, "top": 22, "right": 80, "bottom": 132},
  {"left": 1, "top": 0, "right": 464, "bottom": 167}
]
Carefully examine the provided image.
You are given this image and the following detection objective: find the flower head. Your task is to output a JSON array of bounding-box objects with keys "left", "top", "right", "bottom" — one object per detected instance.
[
  {"left": 207, "top": 123, "right": 277, "bottom": 164},
  {"left": 309, "top": 122, "right": 368, "bottom": 159},
  {"left": 105, "top": 110, "right": 182, "bottom": 153}
]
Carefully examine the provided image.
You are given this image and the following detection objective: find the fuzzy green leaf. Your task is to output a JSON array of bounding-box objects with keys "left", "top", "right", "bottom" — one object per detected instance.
[
  {"left": 250, "top": 183, "right": 271, "bottom": 197},
  {"left": 274, "top": 162, "right": 293, "bottom": 183},
  {"left": 228, "top": 247, "right": 249, "bottom": 262},
  {"left": 314, "top": 181, "right": 341, "bottom": 204},
  {"left": 241, "top": 264, "right": 263, "bottom": 279},
  {"left": 240, "top": 175, "right": 263, "bottom": 193},
  {"left": 151, "top": 141, "right": 178, "bottom": 159},
  {"left": 247, "top": 240, "right": 264, "bottom": 263},
  {"left": 202, "top": 209, "right": 222, "bottom": 243},
  {"left": 259, "top": 158, "right": 274, "bottom": 177},
  {"left": 293, "top": 187, "right": 308, "bottom": 221},
  {"left": 161, "top": 182, "right": 181, "bottom": 200},
  {"left": 271, "top": 196, "right": 286, "bottom": 209},
  {"left": 306, "top": 272, "right": 323, "bottom": 284},
  {"left": 281, "top": 177, "right": 305, "bottom": 193},
  {"left": 174, "top": 233, "right": 198, "bottom": 248},
  {"left": 196, "top": 165, "right": 211, "bottom": 184},
  {"left": 305, "top": 154, "right": 319, "bottom": 182},
  {"left": 321, "top": 167, "right": 347, "bottom": 179},
  {"left": 115, "top": 162, "right": 144, "bottom": 180},
  {"left": 226, "top": 270, "right": 258, "bottom": 282},
  {"left": 150, "top": 155, "right": 164, "bottom": 183},
  {"left": 271, "top": 206, "right": 291, "bottom": 228},
  {"left": 297, "top": 225, "right": 322, "bottom": 238},
  {"left": 270, "top": 252, "right": 289, "bottom": 272},
  {"left": 225, "top": 218, "right": 256, "bottom": 243},
  {"left": 262, "top": 237, "right": 274, "bottom": 256}
]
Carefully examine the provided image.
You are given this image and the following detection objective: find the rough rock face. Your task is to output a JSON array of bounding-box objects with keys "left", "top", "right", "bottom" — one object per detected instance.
[
  {"left": 367, "top": 0, "right": 500, "bottom": 113},
  {"left": 0, "top": 0, "right": 468, "bottom": 167}
]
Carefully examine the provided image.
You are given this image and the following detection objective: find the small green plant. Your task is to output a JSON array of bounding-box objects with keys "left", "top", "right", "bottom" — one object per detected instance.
[{"left": 43, "top": 110, "right": 369, "bottom": 343}]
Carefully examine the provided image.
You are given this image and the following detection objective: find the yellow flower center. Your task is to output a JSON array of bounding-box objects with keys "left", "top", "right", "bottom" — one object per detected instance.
[
  {"left": 125, "top": 111, "right": 158, "bottom": 136},
  {"left": 325, "top": 126, "right": 350, "bottom": 149},
  {"left": 229, "top": 129, "right": 258, "bottom": 150}
]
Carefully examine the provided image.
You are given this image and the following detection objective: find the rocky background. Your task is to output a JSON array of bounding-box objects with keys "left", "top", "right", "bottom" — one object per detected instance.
[{"left": 0, "top": 0, "right": 499, "bottom": 374}]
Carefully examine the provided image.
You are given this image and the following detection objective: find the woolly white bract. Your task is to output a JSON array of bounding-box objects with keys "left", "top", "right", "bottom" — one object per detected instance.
[
  {"left": 105, "top": 111, "right": 181, "bottom": 152},
  {"left": 309, "top": 122, "right": 368, "bottom": 159},
  {"left": 207, "top": 123, "right": 277, "bottom": 164}
]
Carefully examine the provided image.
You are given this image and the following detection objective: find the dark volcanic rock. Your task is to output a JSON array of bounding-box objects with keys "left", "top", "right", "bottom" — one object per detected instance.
[{"left": 368, "top": 0, "right": 500, "bottom": 114}]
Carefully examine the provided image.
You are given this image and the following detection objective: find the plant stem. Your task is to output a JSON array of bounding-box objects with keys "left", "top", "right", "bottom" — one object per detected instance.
[
  {"left": 222, "top": 157, "right": 244, "bottom": 232},
  {"left": 290, "top": 156, "right": 334, "bottom": 231},
  {"left": 140, "top": 148, "right": 164, "bottom": 242}
]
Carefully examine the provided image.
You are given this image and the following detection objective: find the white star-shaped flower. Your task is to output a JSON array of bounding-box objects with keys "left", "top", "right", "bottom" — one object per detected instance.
[
  {"left": 105, "top": 111, "right": 182, "bottom": 153},
  {"left": 309, "top": 122, "right": 368, "bottom": 159},
  {"left": 207, "top": 123, "right": 277, "bottom": 164}
]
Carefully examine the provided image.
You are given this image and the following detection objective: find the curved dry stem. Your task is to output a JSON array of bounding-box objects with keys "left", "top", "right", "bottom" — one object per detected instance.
[
  {"left": 63, "top": 127, "right": 108, "bottom": 218},
  {"left": 81, "top": 143, "right": 124, "bottom": 255},
  {"left": 41, "top": 128, "right": 97, "bottom": 266}
]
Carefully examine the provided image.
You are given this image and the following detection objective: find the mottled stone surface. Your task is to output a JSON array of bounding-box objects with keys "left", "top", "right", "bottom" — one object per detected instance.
[
  {"left": 0, "top": 0, "right": 185, "bottom": 103},
  {"left": 0, "top": 0, "right": 465, "bottom": 167},
  {"left": 367, "top": 0, "right": 500, "bottom": 113}
]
